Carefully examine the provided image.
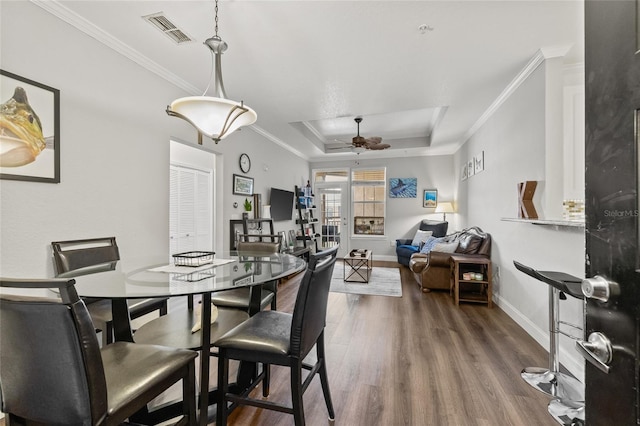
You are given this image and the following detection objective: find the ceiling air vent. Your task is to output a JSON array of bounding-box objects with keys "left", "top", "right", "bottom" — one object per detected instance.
[{"left": 143, "top": 12, "right": 193, "bottom": 44}]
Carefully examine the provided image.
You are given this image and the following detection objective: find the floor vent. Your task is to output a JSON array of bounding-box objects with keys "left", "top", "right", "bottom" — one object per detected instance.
[{"left": 143, "top": 12, "right": 193, "bottom": 44}]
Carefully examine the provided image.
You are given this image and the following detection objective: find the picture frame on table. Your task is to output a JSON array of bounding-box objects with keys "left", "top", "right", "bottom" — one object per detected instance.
[
  {"left": 233, "top": 174, "right": 254, "bottom": 196},
  {"left": 0, "top": 70, "right": 60, "bottom": 183},
  {"left": 423, "top": 189, "right": 438, "bottom": 208}
]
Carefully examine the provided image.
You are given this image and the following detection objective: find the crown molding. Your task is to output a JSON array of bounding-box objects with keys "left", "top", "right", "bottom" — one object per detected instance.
[
  {"left": 249, "top": 125, "right": 310, "bottom": 161},
  {"left": 460, "top": 45, "right": 576, "bottom": 147},
  {"left": 31, "top": 0, "right": 199, "bottom": 95}
]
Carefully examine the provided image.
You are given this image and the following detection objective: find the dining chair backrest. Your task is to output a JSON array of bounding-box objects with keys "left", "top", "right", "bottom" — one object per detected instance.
[
  {"left": 290, "top": 245, "right": 338, "bottom": 357},
  {"left": 51, "top": 237, "right": 120, "bottom": 274},
  {"left": 0, "top": 278, "right": 108, "bottom": 424},
  {"left": 236, "top": 240, "right": 280, "bottom": 254}
]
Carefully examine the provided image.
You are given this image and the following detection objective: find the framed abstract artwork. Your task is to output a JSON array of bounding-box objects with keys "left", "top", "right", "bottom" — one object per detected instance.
[{"left": 0, "top": 70, "right": 60, "bottom": 183}]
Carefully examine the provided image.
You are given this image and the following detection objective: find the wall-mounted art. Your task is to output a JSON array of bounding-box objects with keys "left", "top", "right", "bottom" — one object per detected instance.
[
  {"left": 467, "top": 159, "right": 474, "bottom": 177},
  {"left": 0, "top": 70, "right": 60, "bottom": 183},
  {"left": 389, "top": 177, "right": 417, "bottom": 198},
  {"left": 233, "top": 174, "right": 254, "bottom": 196},
  {"left": 461, "top": 163, "right": 468, "bottom": 181},
  {"left": 474, "top": 151, "right": 485, "bottom": 174},
  {"left": 423, "top": 189, "right": 438, "bottom": 208}
]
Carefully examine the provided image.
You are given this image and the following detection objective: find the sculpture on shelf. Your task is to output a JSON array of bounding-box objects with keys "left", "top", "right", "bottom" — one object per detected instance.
[{"left": 518, "top": 181, "right": 538, "bottom": 219}]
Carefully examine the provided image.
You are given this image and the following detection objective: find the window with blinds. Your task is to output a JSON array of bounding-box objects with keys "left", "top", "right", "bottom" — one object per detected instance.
[{"left": 351, "top": 168, "right": 386, "bottom": 235}]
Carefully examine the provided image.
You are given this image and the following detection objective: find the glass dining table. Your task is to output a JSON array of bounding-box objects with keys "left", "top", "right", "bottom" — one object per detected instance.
[{"left": 58, "top": 251, "right": 306, "bottom": 426}]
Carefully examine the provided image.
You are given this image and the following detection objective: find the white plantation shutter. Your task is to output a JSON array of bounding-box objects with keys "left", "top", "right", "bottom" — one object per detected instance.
[
  {"left": 170, "top": 165, "right": 213, "bottom": 257},
  {"left": 195, "top": 171, "right": 211, "bottom": 250}
]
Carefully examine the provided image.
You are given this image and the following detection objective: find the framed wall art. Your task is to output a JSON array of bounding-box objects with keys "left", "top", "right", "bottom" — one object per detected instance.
[
  {"left": 0, "top": 70, "right": 60, "bottom": 183},
  {"left": 233, "top": 174, "right": 254, "bottom": 196},
  {"left": 389, "top": 177, "right": 417, "bottom": 198},
  {"left": 423, "top": 189, "right": 438, "bottom": 208},
  {"left": 474, "top": 151, "right": 485, "bottom": 174}
]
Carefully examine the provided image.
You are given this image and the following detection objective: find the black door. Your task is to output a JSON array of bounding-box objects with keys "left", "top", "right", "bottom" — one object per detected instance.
[{"left": 583, "top": 1, "right": 640, "bottom": 424}]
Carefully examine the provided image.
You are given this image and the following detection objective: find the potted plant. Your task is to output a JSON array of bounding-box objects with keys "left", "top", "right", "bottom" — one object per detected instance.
[{"left": 242, "top": 198, "right": 252, "bottom": 220}]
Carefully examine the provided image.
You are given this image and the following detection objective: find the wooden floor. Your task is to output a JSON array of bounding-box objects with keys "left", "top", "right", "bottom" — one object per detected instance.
[
  {"left": 0, "top": 261, "right": 558, "bottom": 426},
  {"left": 214, "top": 260, "right": 557, "bottom": 426}
]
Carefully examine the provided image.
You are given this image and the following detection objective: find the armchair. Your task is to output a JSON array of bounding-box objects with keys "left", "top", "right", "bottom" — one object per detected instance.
[{"left": 395, "top": 220, "right": 449, "bottom": 266}]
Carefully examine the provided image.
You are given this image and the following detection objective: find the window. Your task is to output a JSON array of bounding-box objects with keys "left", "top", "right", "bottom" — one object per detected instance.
[{"left": 351, "top": 168, "right": 386, "bottom": 235}]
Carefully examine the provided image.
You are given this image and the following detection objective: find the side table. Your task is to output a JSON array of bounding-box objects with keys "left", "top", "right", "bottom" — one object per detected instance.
[
  {"left": 343, "top": 249, "right": 372, "bottom": 283},
  {"left": 450, "top": 255, "right": 492, "bottom": 307}
]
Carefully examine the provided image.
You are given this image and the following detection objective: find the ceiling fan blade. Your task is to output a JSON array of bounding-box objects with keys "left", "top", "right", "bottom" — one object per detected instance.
[
  {"left": 367, "top": 143, "right": 391, "bottom": 150},
  {"left": 365, "top": 137, "right": 383, "bottom": 144}
]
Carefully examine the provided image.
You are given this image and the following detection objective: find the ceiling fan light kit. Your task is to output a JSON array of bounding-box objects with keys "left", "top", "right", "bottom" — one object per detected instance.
[{"left": 166, "top": 0, "right": 256, "bottom": 144}]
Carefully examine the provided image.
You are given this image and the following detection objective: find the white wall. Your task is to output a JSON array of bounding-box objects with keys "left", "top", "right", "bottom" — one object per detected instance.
[
  {"left": 454, "top": 61, "right": 585, "bottom": 379},
  {"left": 310, "top": 154, "right": 456, "bottom": 260},
  {"left": 0, "top": 2, "right": 307, "bottom": 284}
]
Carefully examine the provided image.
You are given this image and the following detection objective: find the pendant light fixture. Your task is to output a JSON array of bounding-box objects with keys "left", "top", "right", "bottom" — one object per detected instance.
[{"left": 166, "top": 0, "right": 257, "bottom": 144}]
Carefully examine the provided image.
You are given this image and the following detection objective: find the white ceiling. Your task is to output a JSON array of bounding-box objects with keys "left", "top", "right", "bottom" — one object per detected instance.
[{"left": 41, "top": 1, "right": 584, "bottom": 161}]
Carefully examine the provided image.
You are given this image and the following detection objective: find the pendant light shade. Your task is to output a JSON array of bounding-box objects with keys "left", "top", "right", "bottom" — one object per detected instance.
[
  {"left": 166, "top": 1, "right": 256, "bottom": 144},
  {"left": 167, "top": 96, "right": 257, "bottom": 142}
]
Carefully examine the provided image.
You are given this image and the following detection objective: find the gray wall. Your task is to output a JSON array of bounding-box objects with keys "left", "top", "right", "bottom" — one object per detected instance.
[{"left": 454, "top": 62, "right": 584, "bottom": 379}]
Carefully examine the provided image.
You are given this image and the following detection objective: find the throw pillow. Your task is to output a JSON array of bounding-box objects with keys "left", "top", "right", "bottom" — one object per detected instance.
[
  {"left": 455, "top": 233, "right": 483, "bottom": 254},
  {"left": 419, "top": 236, "right": 443, "bottom": 254},
  {"left": 411, "top": 230, "right": 433, "bottom": 247},
  {"left": 432, "top": 241, "right": 459, "bottom": 253}
]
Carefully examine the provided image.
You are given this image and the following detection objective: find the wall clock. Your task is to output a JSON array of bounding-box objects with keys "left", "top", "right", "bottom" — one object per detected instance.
[{"left": 239, "top": 153, "right": 251, "bottom": 173}]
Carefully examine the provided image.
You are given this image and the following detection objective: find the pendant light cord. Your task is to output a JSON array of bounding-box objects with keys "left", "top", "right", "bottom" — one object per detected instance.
[
  {"left": 203, "top": 0, "right": 220, "bottom": 96},
  {"left": 214, "top": 0, "right": 219, "bottom": 37}
]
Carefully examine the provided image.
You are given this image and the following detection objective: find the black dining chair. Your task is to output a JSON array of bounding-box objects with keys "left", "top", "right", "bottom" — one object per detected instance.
[
  {"left": 212, "top": 239, "right": 282, "bottom": 312},
  {"left": 0, "top": 277, "right": 197, "bottom": 425},
  {"left": 51, "top": 237, "right": 169, "bottom": 346},
  {"left": 215, "top": 245, "right": 338, "bottom": 426}
]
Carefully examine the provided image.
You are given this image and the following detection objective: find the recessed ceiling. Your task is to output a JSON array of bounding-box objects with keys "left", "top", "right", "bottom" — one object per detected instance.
[{"left": 39, "top": 1, "right": 584, "bottom": 160}]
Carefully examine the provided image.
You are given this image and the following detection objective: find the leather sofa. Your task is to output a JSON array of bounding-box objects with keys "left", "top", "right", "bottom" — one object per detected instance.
[
  {"left": 395, "top": 220, "right": 449, "bottom": 266},
  {"left": 409, "top": 226, "right": 491, "bottom": 292}
]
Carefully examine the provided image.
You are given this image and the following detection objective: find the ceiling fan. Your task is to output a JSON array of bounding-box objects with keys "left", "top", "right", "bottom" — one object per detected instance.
[{"left": 330, "top": 117, "right": 391, "bottom": 152}]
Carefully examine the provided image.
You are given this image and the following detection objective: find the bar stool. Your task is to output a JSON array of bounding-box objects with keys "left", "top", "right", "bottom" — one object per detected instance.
[{"left": 513, "top": 261, "right": 585, "bottom": 424}]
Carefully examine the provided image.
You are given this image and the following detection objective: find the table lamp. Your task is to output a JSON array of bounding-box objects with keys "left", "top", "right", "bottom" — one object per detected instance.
[{"left": 435, "top": 202, "right": 455, "bottom": 221}]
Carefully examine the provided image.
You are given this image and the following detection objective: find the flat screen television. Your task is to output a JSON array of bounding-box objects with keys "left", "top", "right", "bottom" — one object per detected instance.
[{"left": 270, "top": 188, "right": 295, "bottom": 221}]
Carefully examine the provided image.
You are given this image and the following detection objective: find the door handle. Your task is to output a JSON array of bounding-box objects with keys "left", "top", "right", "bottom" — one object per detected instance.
[{"left": 576, "top": 332, "right": 612, "bottom": 374}]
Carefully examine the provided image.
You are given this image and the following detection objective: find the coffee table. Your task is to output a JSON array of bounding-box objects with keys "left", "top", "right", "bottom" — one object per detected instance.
[{"left": 343, "top": 249, "right": 372, "bottom": 283}]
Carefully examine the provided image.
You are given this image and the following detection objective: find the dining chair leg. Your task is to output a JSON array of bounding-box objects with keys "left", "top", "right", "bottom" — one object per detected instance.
[
  {"left": 183, "top": 361, "right": 197, "bottom": 425},
  {"left": 317, "top": 333, "right": 335, "bottom": 420},
  {"left": 216, "top": 351, "right": 230, "bottom": 426},
  {"left": 105, "top": 322, "right": 114, "bottom": 345},
  {"left": 262, "top": 363, "right": 270, "bottom": 397},
  {"left": 291, "top": 359, "right": 305, "bottom": 426}
]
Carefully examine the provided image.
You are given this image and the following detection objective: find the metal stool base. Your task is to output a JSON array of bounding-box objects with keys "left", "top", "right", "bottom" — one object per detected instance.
[
  {"left": 548, "top": 398, "right": 585, "bottom": 425},
  {"left": 521, "top": 367, "right": 584, "bottom": 403}
]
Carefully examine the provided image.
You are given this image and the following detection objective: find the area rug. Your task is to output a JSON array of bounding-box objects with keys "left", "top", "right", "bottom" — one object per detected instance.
[{"left": 330, "top": 262, "right": 402, "bottom": 297}]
